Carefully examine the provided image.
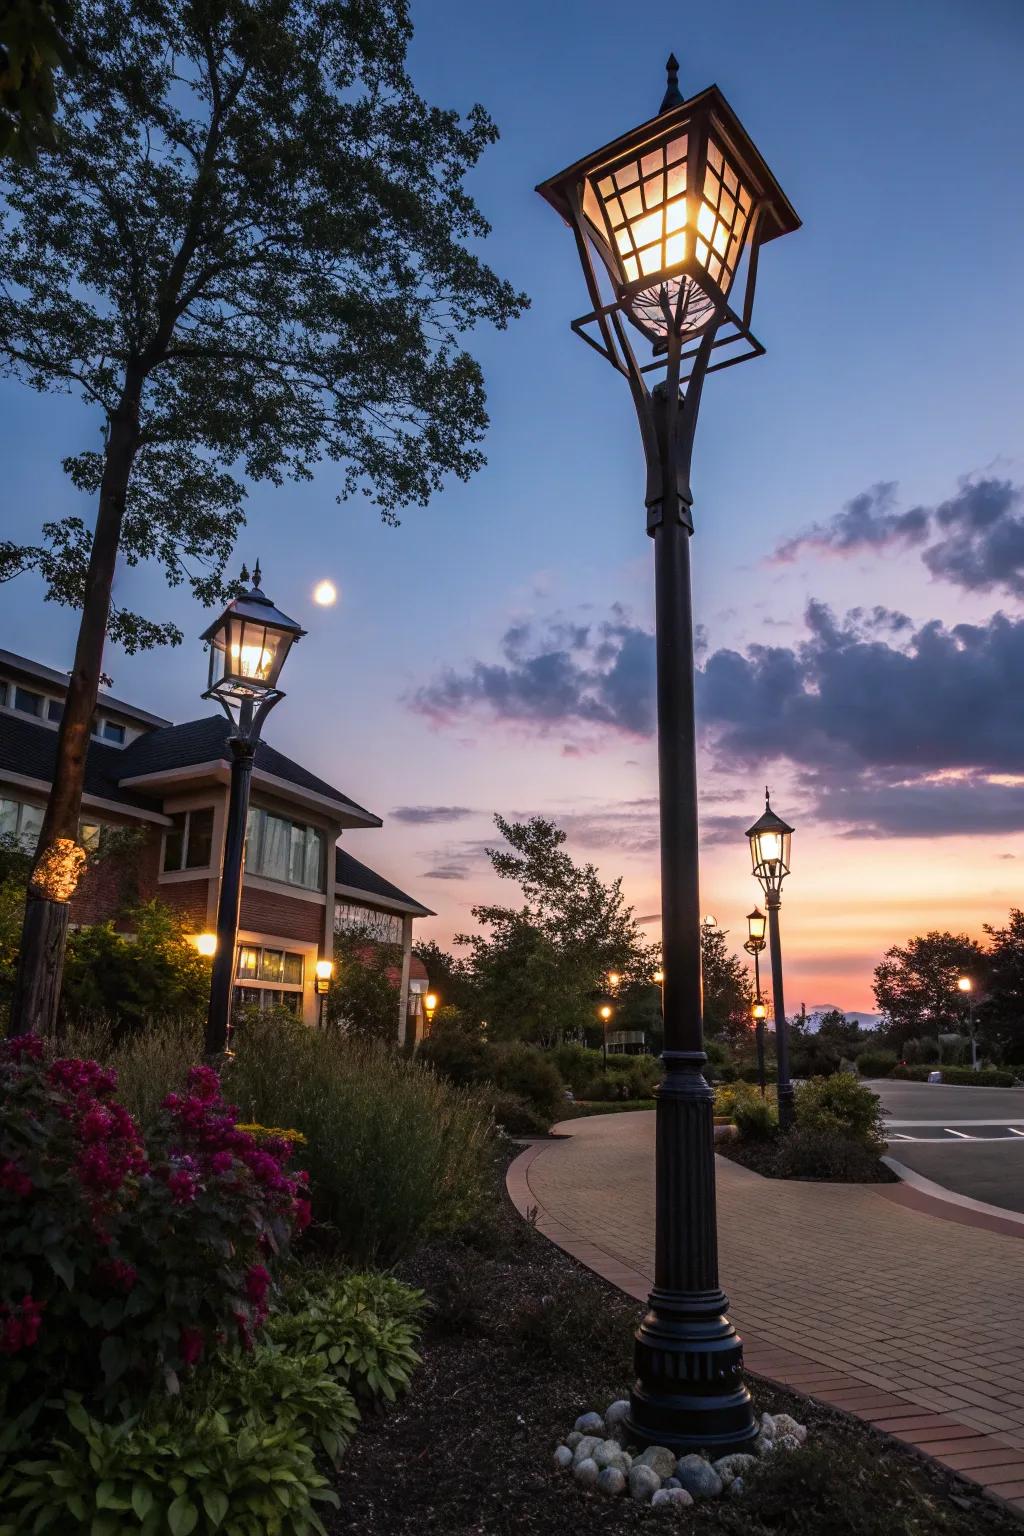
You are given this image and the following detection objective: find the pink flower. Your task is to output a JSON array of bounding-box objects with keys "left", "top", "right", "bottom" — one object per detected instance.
[
  {"left": 165, "top": 1169, "right": 199, "bottom": 1205},
  {"left": 186, "top": 1065, "right": 221, "bottom": 1103},
  {"left": 0, "top": 1160, "right": 32, "bottom": 1198},
  {"left": 0, "top": 1296, "right": 43, "bottom": 1353},
  {"left": 97, "top": 1258, "right": 137, "bottom": 1293},
  {"left": 4, "top": 1033, "right": 43, "bottom": 1061},
  {"left": 233, "top": 1310, "right": 254, "bottom": 1352},
  {"left": 179, "top": 1326, "right": 205, "bottom": 1366},
  {"left": 209, "top": 1151, "right": 233, "bottom": 1175},
  {"left": 244, "top": 1264, "right": 271, "bottom": 1309},
  {"left": 292, "top": 1197, "right": 312, "bottom": 1234}
]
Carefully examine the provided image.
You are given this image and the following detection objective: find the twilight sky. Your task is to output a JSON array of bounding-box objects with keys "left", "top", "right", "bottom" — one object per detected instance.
[{"left": 2, "top": 0, "right": 1023, "bottom": 1011}]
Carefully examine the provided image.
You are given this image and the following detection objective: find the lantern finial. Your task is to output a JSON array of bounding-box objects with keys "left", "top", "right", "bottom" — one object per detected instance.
[
  {"left": 252, "top": 558, "right": 263, "bottom": 591},
  {"left": 660, "top": 53, "right": 683, "bottom": 113}
]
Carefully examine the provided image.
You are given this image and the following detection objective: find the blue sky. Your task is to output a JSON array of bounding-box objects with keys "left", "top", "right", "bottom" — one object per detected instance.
[{"left": 2, "top": 0, "right": 1023, "bottom": 1007}]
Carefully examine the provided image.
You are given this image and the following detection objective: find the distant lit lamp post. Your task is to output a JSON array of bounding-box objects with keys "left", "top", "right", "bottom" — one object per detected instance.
[
  {"left": 957, "top": 977, "right": 978, "bottom": 1071},
  {"left": 202, "top": 563, "right": 306, "bottom": 1057},
  {"left": 746, "top": 790, "right": 795, "bottom": 1130},
  {"left": 744, "top": 907, "right": 767, "bottom": 1095},
  {"left": 653, "top": 966, "right": 665, "bottom": 1017},
  {"left": 537, "top": 53, "right": 798, "bottom": 1452},
  {"left": 315, "top": 959, "right": 334, "bottom": 1030},
  {"left": 424, "top": 992, "right": 439, "bottom": 1036},
  {"left": 599, "top": 1001, "right": 614, "bottom": 1070}
]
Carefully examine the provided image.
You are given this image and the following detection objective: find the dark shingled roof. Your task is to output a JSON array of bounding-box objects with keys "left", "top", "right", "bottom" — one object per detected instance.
[
  {"left": 118, "top": 716, "right": 380, "bottom": 823},
  {"left": 335, "top": 846, "right": 433, "bottom": 917},
  {"left": 0, "top": 712, "right": 161, "bottom": 812}
]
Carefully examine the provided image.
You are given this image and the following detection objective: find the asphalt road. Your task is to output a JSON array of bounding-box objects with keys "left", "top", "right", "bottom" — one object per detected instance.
[{"left": 865, "top": 1078, "right": 1024, "bottom": 1214}]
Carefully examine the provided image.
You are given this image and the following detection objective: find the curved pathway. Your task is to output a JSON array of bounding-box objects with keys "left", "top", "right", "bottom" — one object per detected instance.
[{"left": 507, "top": 1111, "right": 1024, "bottom": 1516}]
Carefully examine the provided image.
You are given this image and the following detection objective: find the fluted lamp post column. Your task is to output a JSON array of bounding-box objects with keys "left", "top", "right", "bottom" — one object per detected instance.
[
  {"left": 744, "top": 906, "right": 767, "bottom": 1096},
  {"left": 745, "top": 790, "right": 795, "bottom": 1130},
  {"left": 202, "top": 564, "right": 306, "bottom": 1058},
  {"left": 536, "top": 56, "right": 799, "bottom": 1451}
]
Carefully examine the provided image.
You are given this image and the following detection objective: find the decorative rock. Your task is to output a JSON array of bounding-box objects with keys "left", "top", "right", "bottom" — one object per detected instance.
[
  {"left": 663, "top": 1477, "right": 681, "bottom": 1490},
  {"left": 712, "top": 1453, "right": 756, "bottom": 1487},
  {"left": 593, "top": 1440, "right": 629, "bottom": 1473},
  {"left": 778, "top": 1433, "right": 801, "bottom": 1452},
  {"left": 636, "top": 1445, "right": 677, "bottom": 1479},
  {"left": 596, "top": 1467, "right": 626, "bottom": 1498},
  {"left": 566, "top": 1431, "right": 583, "bottom": 1451},
  {"left": 628, "top": 1464, "right": 662, "bottom": 1504},
  {"left": 760, "top": 1412, "right": 775, "bottom": 1436},
  {"left": 674, "top": 1454, "right": 724, "bottom": 1500},
  {"left": 770, "top": 1414, "right": 807, "bottom": 1445},
  {"left": 553, "top": 1446, "right": 573, "bottom": 1472},
  {"left": 650, "top": 1489, "right": 674, "bottom": 1511},
  {"left": 604, "top": 1400, "right": 631, "bottom": 1432},
  {"left": 572, "top": 1436, "right": 602, "bottom": 1464},
  {"left": 667, "top": 1488, "right": 694, "bottom": 1508},
  {"left": 753, "top": 1433, "right": 775, "bottom": 1457},
  {"left": 575, "top": 1412, "right": 605, "bottom": 1436},
  {"left": 729, "top": 1477, "right": 745, "bottom": 1500},
  {"left": 573, "top": 1458, "right": 600, "bottom": 1489}
]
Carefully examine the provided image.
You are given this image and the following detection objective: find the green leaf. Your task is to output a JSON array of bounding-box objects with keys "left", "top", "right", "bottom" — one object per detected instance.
[
  {"left": 45, "top": 1249, "right": 74, "bottom": 1289},
  {"left": 167, "top": 1496, "right": 198, "bottom": 1536},
  {"left": 201, "top": 1488, "right": 228, "bottom": 1528},
  {"left": 100, "top": 1336, "right": 129, "bottom": 1385},
  {"left": 131, "top": 1484, "right": 154, "bottom": 1520}
]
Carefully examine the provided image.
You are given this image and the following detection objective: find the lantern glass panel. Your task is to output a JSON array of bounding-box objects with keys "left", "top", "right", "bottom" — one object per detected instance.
[
  {"left": 750, "top": 826, "right": 791, "bottom": 885},
  {"left": 747, "top": 908, "right": 766, "bottom": 944}
]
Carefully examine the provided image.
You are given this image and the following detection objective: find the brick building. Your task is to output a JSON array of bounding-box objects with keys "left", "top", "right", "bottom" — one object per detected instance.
[{"left": 0, "top": 650, "right": 432, "bottom": 1039}]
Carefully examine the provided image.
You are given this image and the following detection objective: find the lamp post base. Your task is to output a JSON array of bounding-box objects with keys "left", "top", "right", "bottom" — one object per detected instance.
[{"left": 625, "top": 1061, "right": 757, "bottom": 1454}]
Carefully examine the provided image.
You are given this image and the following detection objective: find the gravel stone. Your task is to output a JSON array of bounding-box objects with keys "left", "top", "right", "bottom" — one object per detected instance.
[
  {"left": 771, "top": 1414, "right": 807, "bottom": 1445},
  {"left": 712, "top": 1453, "right": 757, "bottom": 1486},
  {"left": 572, "top": 1436, "right": 602, "bottom": 1464},
  {"left": 553, "top": 1446, "right": 573, "bottom": 1472},
  {"left": 674, "top": 1454, "right": 724, "bottom": 1499},
  {"left": 753, "top": 1432, "right": 776, "bottom": 1457},
  {"left": 667, "top": 1488, "right": 694, "bottom": 1508},
  {"left": 635, "top": 1445, "right": 677, "bottom": 1479},
  {"left": 628, "top": 1465, "right": 662, "bottom": 1504},
  {"left": 778, "top": 1433, "right": 801, "bottom": 1451},
  {"left": 729, "top": 1477, "right": 746, "bottom": 1499},
  {"left": 575, "top": 1412, "right": 605, "bottom": 1436},
  {"left": 605, "top": 1400, "right": 631, "bottom": 1432},
  {"left": 663, "top": 1477, "right": 681, "bottom": 1489},
  {"left": 596, "top": 1467, "right": 626, "bottom": 1498},
  {"left": 573, "top": 1458, "right": 600, "bottom": 1489},
  {"left": 593, "top": 1440, "right": 629, "bottom": 1473},
  {"left": 566, "top": 1431, "right": 583, "bottom": 1451},
  {"left": 650, "top": 1489, "right": 674, "bottom": 1511}
]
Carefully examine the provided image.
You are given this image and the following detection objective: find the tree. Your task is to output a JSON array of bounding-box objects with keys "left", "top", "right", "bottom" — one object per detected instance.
[
  {"left": 0, "top": 0, "right": 526, "bottom": 1034},
  {"left": 699, "top": 924, "right": 752, "bottom": 1048},
  {"left": 979, "top": 910, "right": 1024, "bottom": 1062},
  {"left": 411, "top": 938, "right": 478, "bottom": 1017},
  {"left": 326, "top": 926, "right": 401, "bottom": 1042},
  {"left": 0, "top": 0, "right": 72, "bottom": 161},
  {"left": 457, "top": 815, "right": 658, "bottom": 1045},
  {"left": 873, "top": 931, "right": 986, "bottom": 1052},
  {"left": 815, "top": 1008, "right": 864, "bottom": 1050}
]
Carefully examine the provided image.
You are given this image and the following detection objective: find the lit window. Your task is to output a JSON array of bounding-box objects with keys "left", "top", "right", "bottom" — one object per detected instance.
[
  {"left": 0, "top": 798, "right": 44, "bottom": 848},
  {"left": 79, "top": 822, "right": 101, "bottom": 853},
  {"left": 233, "top": 946, "right": 305, "bottom": 1017},
  {"left": 163, "top": 807, "right": 215, "bottom": 872}
]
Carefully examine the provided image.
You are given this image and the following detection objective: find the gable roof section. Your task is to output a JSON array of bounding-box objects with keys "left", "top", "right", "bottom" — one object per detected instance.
[
  {"left": 117, "top": 716, "right": 380, "bottom": 825},
  {"left": 0, "top": 712, "right": 162, "bottom": 813},
  {"left": 335, "top": 846, "right": 433, "bottom": 918},
  {"left": 0, "top": 649, "right": 171, "bottom": 728}
]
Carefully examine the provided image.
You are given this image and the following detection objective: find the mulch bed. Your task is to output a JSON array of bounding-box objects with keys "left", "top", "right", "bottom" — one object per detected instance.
[
  {"left": 717, "top": 1138, "right": 899, "bottom": 1183},
  {"left": 327, "top": 1143, "right": 1017, "bottom": 1536}
]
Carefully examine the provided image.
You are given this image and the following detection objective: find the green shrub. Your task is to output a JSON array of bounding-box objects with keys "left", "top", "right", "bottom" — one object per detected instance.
[
  {"left": 547, "top": 1042, "right": 604, "bottom": 1094},
  {"left": 418, "top": 1029, "right": 495, "bottom": 1088},
  {"left": 891, "top": 1063, "right": 1018, "bottom": 1086},
  {"left": 266, "top": 1271, "right": 424, "bottom": 1405},
  {"left": 194, "top": 1346, "right": 359, "bottom": 1469},
  {"left": 58, "top": 1017, "right": 204, "bottom": 1130},
  {"left": 855, "top": 1048, "right": 898, "bottom": 1078},
  {"left": 61, "top": 901, "right": 210, "bottom": 1031},
  {"left": 490, "top": 1043, "right": 565, "bottom": 1122},
  {"left": 774, "top": 1127, "right": 884, "bottom": 1182},
  {"left": 225, "top": 1022, "right": 491, "bottom": 1262},
  {"left": 487, "top": 1089, "right": 552, "bottom": 1136},
  {"left": 734, "top": 1095, "right": 778, "bottom": 1142},
  {"left": 795, "top": 1074, "right": 885, "bottom": 1151},
  {"left": 0, "top": 1393, "right": 340, "bottom": 1536}
]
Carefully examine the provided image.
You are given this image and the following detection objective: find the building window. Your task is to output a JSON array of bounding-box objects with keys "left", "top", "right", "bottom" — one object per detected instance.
[
  {"left": 335, "top": 901, "right": 403, "bottom": 944},
  {"left": 0, "top": 798, "right": 44, "bottom": 848},
  {"left": 234, "top": 946, "right": 305, "bottom": 1016},
  {"left": 245, "top": 808, "right": 324, "bottom": 892},
  {"left": 79, "top": 822, "right": 101, "bottom": 853},
  {"left": 13, "top": 686, "right": 44, "bottom": 718},
  {"left": 47, "top": 698, "right": 64, "bottom": 723},
  {"left": 163, "top": 807, "right": 215, "bottom": 872},
  {"left": 103, "top": 720, "right": 126, "bottom": 744}
]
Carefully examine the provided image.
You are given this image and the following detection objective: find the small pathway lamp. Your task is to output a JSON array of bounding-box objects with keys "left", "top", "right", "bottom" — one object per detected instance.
[
  {"left": 598, "top": 1001, "right": 615, "bottom": 1069},
  {"left": 957, "top": 977, "right": 978, "bottom": 1071},
  {"left": 746, "top": 790, "right": 795, "bottom": 1130},
  {"left": 744, "top": 906, "right": 767, "bottom": 1095},
  {"left": 315, "top": 959, "right": 334, "bottom": 1030},
  {"left": 202, "top": 563, "right": 306, "bottom": 1057},
  {"left": 424, "top": 992, "right": 439, "bottom": 1035},
  {"left": 537, "top": 53, "right": 798, "bottom": 1453}
]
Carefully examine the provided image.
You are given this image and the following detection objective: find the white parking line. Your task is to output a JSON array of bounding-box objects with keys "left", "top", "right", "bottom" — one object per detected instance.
[
  {"left": 1011, "top": 1128, "right": 1024, "bottom": 1138},
  {"left": 944, "top": 1128, "right": 971, "bottom": 1138}
]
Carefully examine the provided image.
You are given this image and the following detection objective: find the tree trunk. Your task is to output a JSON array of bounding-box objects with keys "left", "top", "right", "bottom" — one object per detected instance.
[{"left": 7, "top": 386, "right": 142, "bottom": 1038}]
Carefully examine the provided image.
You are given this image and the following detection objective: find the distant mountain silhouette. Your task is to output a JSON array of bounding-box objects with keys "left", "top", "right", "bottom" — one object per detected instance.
[{"left": 804, "top": 1005, "right": 883, "bottom": 1032}]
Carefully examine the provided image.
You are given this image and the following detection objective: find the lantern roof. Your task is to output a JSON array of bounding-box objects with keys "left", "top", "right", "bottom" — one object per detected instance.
[
  {"left": 536, "top": 79, "right": 800, "bottom": 247},
  {"left": 745, "top": 790, "right": 795, "bottom": 841},
  {"left": 200, "top": 566, "right": 307, "bottom": 646}
]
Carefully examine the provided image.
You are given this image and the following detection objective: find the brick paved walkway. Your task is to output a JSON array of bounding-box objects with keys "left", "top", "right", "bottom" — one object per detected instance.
[{"left": 506, "top": 1111, "right": 1024, "bottom": 1516}]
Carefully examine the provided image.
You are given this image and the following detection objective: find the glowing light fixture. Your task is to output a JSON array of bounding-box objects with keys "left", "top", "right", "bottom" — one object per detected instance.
[
  {"left": 194, "top": 932, "right": 217, "bottom": 958},
  {"left": 957, "top": 977, "right": 973, "bottom": 994},
  {"left": 202, "top": 562, "right": 306, "bottom": 708},
  {"left": 315, "top": 959, "right": 334, "bottom": 997},
  {"left": 746, "top": 788, "right": 794, "bottom": 898},
  {"left": 751, "top": 1000, "right": 767, "bottom": 1023}
]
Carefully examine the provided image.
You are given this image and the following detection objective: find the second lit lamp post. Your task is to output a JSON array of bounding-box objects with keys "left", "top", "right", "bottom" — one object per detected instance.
[
  {"left": 537, "top": 55, "right": 798, "bottom": 1450},
  {"left": 745, "top": 790, "right": 795, "bottom": 1130},
  {"left": 743, "top": 906, "right": 767, "bottom": 1095}
]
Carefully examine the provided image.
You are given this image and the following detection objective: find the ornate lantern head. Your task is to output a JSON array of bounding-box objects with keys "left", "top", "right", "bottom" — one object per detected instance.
[
  {"left": 315, "top": 959, "right": 334, "bottom": 997},
  {"left": 746, "top": 907, "right": 767, "bottom": 947},
  {"left": 202, "top": 563, "right": 306, "bottom": 710},
  {"left": 536, "top": 55, "right": 799, "bottom": 373},
  {"left": 746, "top": 789, "right": 794, "bottom": 898}
]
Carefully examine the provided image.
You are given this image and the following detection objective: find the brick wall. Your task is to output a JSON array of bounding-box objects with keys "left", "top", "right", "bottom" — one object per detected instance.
[
  {"left": 239, "top": 886, "right": 324, "bottom": 944},
  {"left": 70, "top": 830, "right": 163, "bottom": 929},
  {"left": 158, "top": 878, "right": 211, "bottom": 932}
]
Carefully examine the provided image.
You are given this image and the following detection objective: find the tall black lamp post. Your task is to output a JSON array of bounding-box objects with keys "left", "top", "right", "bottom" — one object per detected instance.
[
  {"left": 745, "top": 790, "right": 795, "bottom": 1129},
  {"left": 202, "top": 564, "right": 306, "bottom": 1057},
  {"left": 743, "top": 906, "right": 767, "bottom": 1095},
  {"left": 537, "top": 58, "right": 798, "bottom": 1452}
]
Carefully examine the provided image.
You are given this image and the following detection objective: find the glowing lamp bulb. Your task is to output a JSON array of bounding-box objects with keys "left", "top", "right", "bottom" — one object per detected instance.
[
  {"left": 958, "top": 977, "right": 972, "bottom": 993},
  {"left": 316, "top": 959, "right": 334, "bottom": 981},
  {"left": 195, "top": 932, "right": 217, "bottom": 957},
  {"left": 599, "top": 1004, "right": 613, "bottom": 1021}
]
